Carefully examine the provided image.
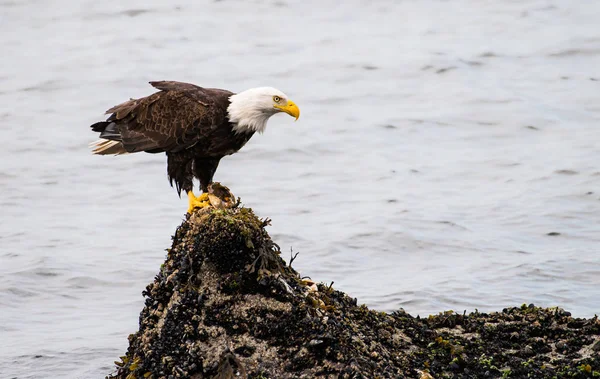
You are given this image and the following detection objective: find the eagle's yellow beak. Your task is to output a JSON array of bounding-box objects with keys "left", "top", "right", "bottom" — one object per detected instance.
[{"left": 275, "top": 100, "right": 300, "bottom": 120}]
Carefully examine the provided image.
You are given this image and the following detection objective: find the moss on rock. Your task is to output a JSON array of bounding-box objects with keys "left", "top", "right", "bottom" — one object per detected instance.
[{"left": 107, "top": 204, "right": 600, "bottom": 379}]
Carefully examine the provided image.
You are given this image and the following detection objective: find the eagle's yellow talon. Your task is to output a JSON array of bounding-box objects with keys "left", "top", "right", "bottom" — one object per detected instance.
[{"left": 187, "top": 191, "right": 211, "bottom": 213}]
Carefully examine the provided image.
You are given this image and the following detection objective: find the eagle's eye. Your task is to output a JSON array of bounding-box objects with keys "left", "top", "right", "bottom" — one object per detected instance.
[{"left": 273, "top": 96, "right": 281, "bottom": 103}]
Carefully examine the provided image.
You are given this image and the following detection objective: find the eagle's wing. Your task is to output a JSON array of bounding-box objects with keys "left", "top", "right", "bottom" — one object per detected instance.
[{"left": 92, "top": 81, "right": 233, "bottom": 154}]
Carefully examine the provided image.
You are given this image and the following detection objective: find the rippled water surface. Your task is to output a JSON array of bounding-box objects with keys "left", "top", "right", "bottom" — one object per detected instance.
[{"left": 1, "top": 0, "right": 600, "bottom": 377}]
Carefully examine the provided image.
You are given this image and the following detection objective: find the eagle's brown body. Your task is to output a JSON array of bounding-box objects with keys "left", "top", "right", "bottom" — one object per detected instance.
[{"left": 90, "top": 81, "right": 254, "bottom": 194}]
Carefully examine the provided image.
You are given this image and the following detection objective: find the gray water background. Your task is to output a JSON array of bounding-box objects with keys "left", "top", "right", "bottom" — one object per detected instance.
[{"left": 1, "top": 0, "right": 599, "bottom": 377}]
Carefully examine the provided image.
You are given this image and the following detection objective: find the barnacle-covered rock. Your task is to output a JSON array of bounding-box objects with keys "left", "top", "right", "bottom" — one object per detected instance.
[{"left": 107, "top": 204, "right": 600, "bottom": 379}]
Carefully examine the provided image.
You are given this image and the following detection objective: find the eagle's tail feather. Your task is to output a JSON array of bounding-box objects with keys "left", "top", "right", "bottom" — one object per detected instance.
[
  {"left": 90, "top": 139, "right": 129, "bottom": 155},
  {"left": 91, "top": 121, "right": 121, "bottom": 140},
  {"left": 90, "top": 121, "right": 110, "bottom": 132}
]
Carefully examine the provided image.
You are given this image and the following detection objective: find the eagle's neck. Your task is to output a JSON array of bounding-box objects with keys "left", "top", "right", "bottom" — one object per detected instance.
[{"left": 227, "top": 91, "right": 275, "bottom": 134}]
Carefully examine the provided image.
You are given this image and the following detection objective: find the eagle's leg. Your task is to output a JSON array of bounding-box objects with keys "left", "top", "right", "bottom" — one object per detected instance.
[{"left": 187, "top": 191, "right": 210, "bottom": 213}]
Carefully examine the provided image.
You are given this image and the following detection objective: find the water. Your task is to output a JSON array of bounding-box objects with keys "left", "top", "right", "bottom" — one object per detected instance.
[{"left": 1, "top": 0, "right": 599, "bottom": 377}]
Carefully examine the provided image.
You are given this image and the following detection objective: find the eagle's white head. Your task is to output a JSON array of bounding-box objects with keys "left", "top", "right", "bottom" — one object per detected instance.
[{"left": 227, "top": 87, "right": 300, "bottom": 134}]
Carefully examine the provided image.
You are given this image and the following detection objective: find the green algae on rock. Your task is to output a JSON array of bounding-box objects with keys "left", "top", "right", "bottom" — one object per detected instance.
[{"left": 107, "top": 204, "right": 600, "bottom": 379}]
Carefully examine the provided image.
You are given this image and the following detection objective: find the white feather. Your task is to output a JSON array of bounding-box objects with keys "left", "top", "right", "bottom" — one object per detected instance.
[
  {"left": 227, "top": 87, "right": 288, "bottom": 134},
  {"left": 90, "top": 138, "right": 128, "bottom": 155}
]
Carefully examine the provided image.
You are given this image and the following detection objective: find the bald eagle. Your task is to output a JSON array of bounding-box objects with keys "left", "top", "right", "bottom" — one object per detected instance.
[{"left": 89, "top": 81, "right": 300, "bottom": 213}]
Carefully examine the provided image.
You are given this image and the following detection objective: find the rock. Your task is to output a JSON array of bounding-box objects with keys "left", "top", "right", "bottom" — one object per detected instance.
[
  {"left": 519, "top": 345, "right": 535, "bottom": 357},
  {"left": 107, "top": 204, "right": 600, "bottom": 379}
]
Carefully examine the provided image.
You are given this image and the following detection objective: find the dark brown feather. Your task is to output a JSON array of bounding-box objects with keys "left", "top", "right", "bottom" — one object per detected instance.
[{"left": 101, "top": 82, "right": 232, "bottom": 154}]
